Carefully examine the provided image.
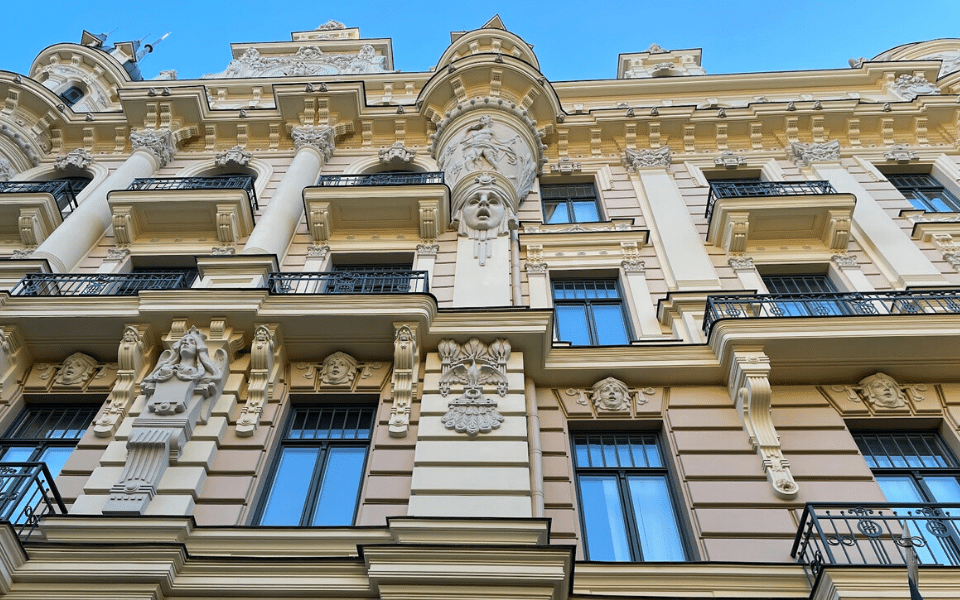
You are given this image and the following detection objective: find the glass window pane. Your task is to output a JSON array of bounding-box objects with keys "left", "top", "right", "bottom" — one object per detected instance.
[
  {"left": 591, "top": 304, "right": 629, "bottom": 345},
  {"left": 627, "top": 475, "right": 686, "bottom": 561},
  {"left": 311, "top": 447, "right": 367, "bottom": 526},
  {"left": 544, "top": 202, "right": 568, "bottom": 224},
  {"left": 556, "top": 305, "right": 592, "bottom": 345},
  {"left": 572, "top": 201, "right": 600, "bottom": 222},
  {"left": 579, "top": 475, "right": 632, "bottom": 561},
  {"left": 258, "top": 447, "right": 320, "bottom": 525},
  {"left": 876, "top": 475, "right": 926, "bottom": 503},
  {"left": 926, "top": 477, "right": 960, "bottom": 503},
  {"left": 0, "top": 447, "right": 36, "bottom": 463},
  {"left": 37, "top": 447, "right": 74, "bottom": 478}
]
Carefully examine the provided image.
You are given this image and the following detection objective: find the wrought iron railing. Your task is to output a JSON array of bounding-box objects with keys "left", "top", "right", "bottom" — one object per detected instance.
[
  {"left": 267, "top": 270, "right": 429, "bottom": 294},
  {"left": 317, "top": 172, "right": 444, "bottom": 187},
  {"left": 0, "top": 180, "right": 80, "bottom": 218},
  {"left": 705, "top": 180, "right": 837, "bottom": 221},
  {"left": 12, "top": 270, "right": 198, "bottom": 296},
  {"left": 703, "top": 290, "right": 960, "bottom": 336},
  {"left": 126, "top": 176, "right": 258, "bottom": 214},
  {"left": 0, "top": 462, "right": 67, "bottom": 540},
  {"left": 792, "top": 503, "right": 960, "bottom": 584}
]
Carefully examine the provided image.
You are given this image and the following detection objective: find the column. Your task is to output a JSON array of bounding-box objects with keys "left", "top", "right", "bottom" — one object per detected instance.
[
  {"left": 32, "top": 129, "right": 173, "bottom": 272},
  {"left": 621, "top": 262, "right": 663, "bottom": 337},
  {"left": 626, "top": 150, "right": 721, "bottom": 290},
  {"left": 242, "top": 126, "right": 332, "bottom": 259},
  {"left": 812, "top": 163, "right": 946, "bottom": 289},
  {"left": 728, "top": 256, "right": 766, "bottom": 292}
]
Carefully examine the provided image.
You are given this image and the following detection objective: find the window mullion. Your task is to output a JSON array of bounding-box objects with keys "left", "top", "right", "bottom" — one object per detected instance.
[{"left": 300, "top": 442, "right": 329, "bottom": 526}]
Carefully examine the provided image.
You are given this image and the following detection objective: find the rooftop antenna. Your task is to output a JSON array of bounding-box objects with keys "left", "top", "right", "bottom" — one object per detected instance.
[{"left": 137, "top": 32, "right": 170, "bottom": 61}]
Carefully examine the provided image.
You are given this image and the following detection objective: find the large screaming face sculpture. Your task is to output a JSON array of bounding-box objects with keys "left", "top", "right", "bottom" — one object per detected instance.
[{"left": 461, "top": 189, "right": 506, "bottom": 232}]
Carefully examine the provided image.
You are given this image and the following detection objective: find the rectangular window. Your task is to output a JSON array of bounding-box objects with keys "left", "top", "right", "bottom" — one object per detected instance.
[
  {"left": 762, "top": 273, "right": 846, "bottom": 316},
  {"left": 257, "top": 405, "right": 374, "bottom": 526},
  {"left": 854, "top": 432, "right": 960, "bottom": 565},
  {"left": 541, "top": 183, "right": 601, "bottom": 224},
  {"left": 552, "top": 279, "right": 631, "bottom": 346},
  {"left": 573, "top": 433, "right": 687, "bottom": 561},
  {"left": 887, "top": 173, "right": 960, "bottom": 213}
]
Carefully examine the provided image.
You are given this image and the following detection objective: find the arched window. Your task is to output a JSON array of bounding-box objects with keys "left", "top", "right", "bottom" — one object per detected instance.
[{"left": 59, "top": 86, "right": 85, "bottom": 107}]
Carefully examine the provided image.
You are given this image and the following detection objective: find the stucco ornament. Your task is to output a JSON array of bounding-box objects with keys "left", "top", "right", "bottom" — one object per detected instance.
[
  {"left": 790, "top": 140, "right": 841, "bottom": 166},
  {"left": 54, "top": 149, "right": 94, "bottom": 171},
  {"left": 714, "top": 151, "right": 745, "bottom": 168},
  {"left": 130, "top": 129, "right": 176, "bottom": 167},
  {"left": 142, "top": 327, "right": 223, "bottom": 412},
  {"left": 590, "top": 377, "right": 631, "bottom": 412},
  {"left": 439, "top": 114, "right": 537, "bottom": 197},
  {"left": 0, "top": 157, "right": 16, "bottom": 181},
  {"left": 454, "top": 174, "right": 513, "bottom": 266},
  {"left": 202, "top": 44, "right": 390, "bottom": 78},
  {"left": 884, "top": 144, "right": 919, "bottom": 163},
  {"left": 238, "top": 325, "right": 282, "bottom": 437},
  {"left": 321, "top": 351, "right": 358, "bottom": 385},
  {"left": 215, "top": 145, "right": 252, "bottom": 168},
  {"left": 54, "top": 352, "right": 98, "bottom": 386},
  {"left": 388, "top": 324, "right": 419, "bottom": 438},
  {"left": 379, "top": 141, "right": 416, "bottom": 164},
  {"left": 858, "top": 372, "right": 908, "bottom": 409},
  {"left": 890, "top": 74, "right": 940, "bottom": 101},
  {"left": 317, "top": 19, "right": 346, "bottom": 30},
  {"left": 623, "top": 147, "right": 671, "bottom": 170},
  {"left": 292, "top": 125, "right": 335, "bottom": 158},
  {"left": 438, "top": 338, "right": 510, "bottom": 436},
  {"left": 923, "top": 50, "right": 960, "bottom": 78},
  {"left": 96, "top": 326, "right": 149, "bottom": 437}
]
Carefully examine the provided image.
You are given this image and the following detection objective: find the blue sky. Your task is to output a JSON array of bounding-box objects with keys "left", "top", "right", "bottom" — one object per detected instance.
[{"left": 3, "top": 1, "right": 960, "bottom": 81}]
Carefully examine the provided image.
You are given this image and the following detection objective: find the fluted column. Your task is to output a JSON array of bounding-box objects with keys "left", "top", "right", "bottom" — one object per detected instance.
[
  {"left": 32, "top": 129, "right": 174, "bottom": 272},
  {"left": 242, "top": 126, "right": 332, "bottom": 259}
]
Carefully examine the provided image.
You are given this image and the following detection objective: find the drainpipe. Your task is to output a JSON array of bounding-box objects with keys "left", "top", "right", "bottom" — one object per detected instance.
[
  {"left": 525, "top": 377, "right": 544, "bottom": 517},
  {"left": 510, "top": 229, "right": 523, "bottom": 306}
]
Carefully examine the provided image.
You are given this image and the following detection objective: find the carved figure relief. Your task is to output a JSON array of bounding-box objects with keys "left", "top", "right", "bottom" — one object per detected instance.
[
  {"left": 238, "top": 325, "right": 282, "bottom": 437},
  {"left": 321, "top": 351, "right": 359, "bottom": 386},
  {"left": 96, "top": 326, "right": 151, "bottom": 437},
  {"left": 215, "top": 146, "right": 252, "bottom": 168},
  {"left": 379, "top": 142, "right": 416, "bottom": 164},
  {"left": 623, "top": 147, "right": 671, "bottom": 170},
  {"left": 105, "top": 322, "right": 235, "bottom": 515},
  {"left": 790, "top": 140, "right": 841, "bottom": 165},
  {"left": 54, "top": 352, "right": 99, "bottom": 386},
  {"left": 859, "top": 372, "right": 908, "bottom": 408},
  {"left": 202, "top": 44, "right": 391, "bottom": 78},
  {"left": 54, "top": 148, "right": 94, "bottom": 171},
  {"left": 388, "top": 324, "right": 419, "bottom": 437},
  {"left": 590, "top": 377, "right": 632, "bottom": 412},
  {"left": 0, "top": 157, "right": 17, "bottom": 182},
  {"left": 437, "top": 338, "right": 510, "bottom": 436}
]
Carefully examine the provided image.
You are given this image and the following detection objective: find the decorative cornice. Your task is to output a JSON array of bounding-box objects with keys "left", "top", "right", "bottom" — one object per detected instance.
[
  {"left": 202, "top": 44, "right": 391, "bottom": 78},
  {"left": 291, "top": 126, "right": 335, "bottom": 158},
  {"left": 130, "top": 129, "right": 176, "bottom": 167},
  {"left": 54, "top": 149, "right": 94, "bottom": 171}
]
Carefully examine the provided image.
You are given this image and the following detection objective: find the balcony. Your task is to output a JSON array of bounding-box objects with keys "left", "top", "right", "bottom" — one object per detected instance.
[
  {"left": 702, "top": 289, "right": 960, "bottom": 382},
  {"left": 705, "top": 180, "right": 855, "bottom": 254},
  {"left": 11, "top": 270, "right": 198, "bottom": 296},
  {"left": 267, "top": 270, "right": 429, "bottom": 294},
  {"left": 107, "top": 176, "right": 257, "bottom": 249},
  {"left": 304, "top": 173, "right": 448, "bottom": 244},
  {"left": 0, "top": 180, "right": 82, "bottom": 247},
  {"left": 0, "top": 462, "right": 67, "bottom": 540},
  {"left": 792, "top": 503, "right": 960, "bottom": 583},
  {"left": 317, "top": 172, "right": 444, "bottom": 187}
]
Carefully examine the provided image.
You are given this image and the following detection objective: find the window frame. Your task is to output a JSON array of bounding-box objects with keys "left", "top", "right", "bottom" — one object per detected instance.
[
  {"left": 0, "top": 403, "right": 101, "bottom": 474},
  {"left": 854, "top": 431, "right": 960, "bottom": 502},
  {"left": 540, "top": 182, "right": 603, "bottom": 225},
  {"left": 571, "top": 431, "right": 689, "bottom": 562},
  {"left": 551, "top": 278, "right": 633, "bottom": 346},
  {"left": 761, "top": 272, "right": 849, "bottom": 317},
  {"left": 254, "top": 404, "right": 375, "bottom": 527},
  {"left": 886, "top": 173, "right": 960, "bottom": 213}
]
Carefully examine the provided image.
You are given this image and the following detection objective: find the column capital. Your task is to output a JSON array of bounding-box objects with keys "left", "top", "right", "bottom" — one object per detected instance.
[
  {"left": 291, "top": 125, "right": 335, "bottom": 158},
  {"left": 130, "top": 129, "right": 176, "bottom": 168}
]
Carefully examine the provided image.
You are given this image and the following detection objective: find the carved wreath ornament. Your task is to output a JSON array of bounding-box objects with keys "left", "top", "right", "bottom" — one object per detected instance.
[{"left": 438, "top": 338, "right": 510, "bottom": 436}]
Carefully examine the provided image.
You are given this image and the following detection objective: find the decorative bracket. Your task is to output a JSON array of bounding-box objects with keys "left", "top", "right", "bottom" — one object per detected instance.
[
  {"left": 0, "top": 327, "right": 29, "bottom": 402},
  {"left": 388, "top": 323, "right": 419, "bottom": 437},
  {"left": 728, "top": 349, "right": 799, "bottom": 500},
  {"left": 95, "top": 324, "right": 153, "bottom": 437},
  {"left": 237, "top": 324, "right": 283, "bottom": 437}
]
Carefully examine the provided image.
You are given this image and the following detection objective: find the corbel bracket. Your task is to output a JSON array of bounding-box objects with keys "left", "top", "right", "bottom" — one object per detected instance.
[{"left": 728, "top": 349, "right": 799, "bottom": 500}]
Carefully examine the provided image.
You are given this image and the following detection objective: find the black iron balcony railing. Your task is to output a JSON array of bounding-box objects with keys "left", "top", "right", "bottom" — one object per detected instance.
[
  {"left": 792, "top": 503, "right": 960, "bottom": 583},
  {"left": 705, "top": 180, "right": 837, "bottom": 221},
  {"left": 0, "top": 180, "right": 81, "bottom": 219},
  {"left": 12, "top": 270, "right": 198, "bottom": 297},
  {"left": 0, "top": 462, "right": 68, "bottom": 540},
  {"left": 267, "top": 270, "right": 429, "bottom": 294},
  {"left": 126, "top": 176, "right": 259, "bottom": 213},
  {"left": 703, "top": 290, "right": 960, "bottom": 336},
  {"left": 317, "top": 172, "right": 444, "bottom": 187}
]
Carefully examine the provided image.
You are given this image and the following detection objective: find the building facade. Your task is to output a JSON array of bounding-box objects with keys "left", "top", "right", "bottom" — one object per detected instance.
[{"left": 0, "top": 16, "right": 958, "bottom": 599}]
